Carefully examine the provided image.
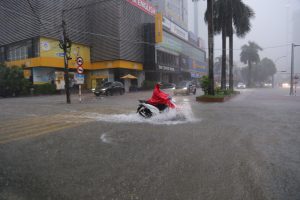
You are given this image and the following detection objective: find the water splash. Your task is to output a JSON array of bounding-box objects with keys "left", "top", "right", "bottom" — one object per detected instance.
[{"left": 82, "top": 102, "right": 200, "bottom": 125}]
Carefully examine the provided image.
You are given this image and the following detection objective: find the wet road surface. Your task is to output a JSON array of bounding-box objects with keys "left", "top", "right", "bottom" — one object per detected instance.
[{"left": 0, "top": 88, "right": 300, "bottom": 200}]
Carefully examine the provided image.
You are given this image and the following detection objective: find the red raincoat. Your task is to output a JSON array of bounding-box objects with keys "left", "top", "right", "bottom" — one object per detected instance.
[{"left": 147, "top": 84, "right": 175, "bottom": 108}]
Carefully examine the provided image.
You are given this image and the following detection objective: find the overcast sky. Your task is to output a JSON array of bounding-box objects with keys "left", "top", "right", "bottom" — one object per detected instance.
[{"left": 188, "top": 0, "right": 300, "bottom": 72}]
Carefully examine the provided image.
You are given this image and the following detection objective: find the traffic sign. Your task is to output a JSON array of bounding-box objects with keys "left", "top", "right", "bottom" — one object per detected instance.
[
  {"left": 77, "top": 66, "right": 84, "bottom": 74},
  {"left": 75, "top": 73, "right": 85, "bottom": 84},
  {"left": 76, "top": 57, "right": 84, "bottom": 66}
]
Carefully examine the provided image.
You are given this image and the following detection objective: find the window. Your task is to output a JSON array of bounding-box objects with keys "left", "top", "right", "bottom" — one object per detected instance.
[
  {"left": 0, "top": 47, "right": 5, "bottom": 62},
  {"left": 157, "top": 50, "right": 179, "bottom": 68},
  {"left": 7, "top": 40, "right": 35, "bottom": 61}
]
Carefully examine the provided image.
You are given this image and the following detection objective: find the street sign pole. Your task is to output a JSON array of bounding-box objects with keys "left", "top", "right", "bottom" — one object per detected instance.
[
  {"left": 290, "top": 43, "right": 294, "bottom": 96},
  {"left": 76, "top": 57, "right": 84, "bottom": 103},
  {"left": 79, "top": 84, "right": 82, "bottom": 103}
]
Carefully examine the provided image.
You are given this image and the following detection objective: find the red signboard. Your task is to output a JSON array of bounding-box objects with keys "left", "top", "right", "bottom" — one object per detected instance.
[{"left": 126, "top": 0, "right": 156, "bottom": 16}]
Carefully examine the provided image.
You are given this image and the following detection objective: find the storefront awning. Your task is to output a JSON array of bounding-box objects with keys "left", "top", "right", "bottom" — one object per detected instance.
[{"left": 121, "top": 74, "right": 137, "bottom": 79}]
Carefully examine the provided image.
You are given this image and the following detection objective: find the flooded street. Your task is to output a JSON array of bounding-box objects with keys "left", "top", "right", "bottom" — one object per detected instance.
[{"left": 0, "top": 88, "right": 300, "bottom": 199}]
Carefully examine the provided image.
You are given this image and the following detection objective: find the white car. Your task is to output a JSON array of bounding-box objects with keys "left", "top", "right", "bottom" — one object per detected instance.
[
  {"left": 237, "top": 82, "right": 246, "bottom": 89},
  {"left": 264, "top": 83, "right": 272, "bottom": 88},
  {"left": 282, "top": 83, "right": 290, "bottom": 88}
]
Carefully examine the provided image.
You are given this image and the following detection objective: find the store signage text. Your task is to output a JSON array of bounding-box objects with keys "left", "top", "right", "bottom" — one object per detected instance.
[
  {"left": 163, "top": 17, "right": 188, "bottom": 41},
  {"left": 158, "top": 65, "right": 175, "bottom": 72},
  {"left": 126, "top": 0, "right": 156, "bottom": 16}
]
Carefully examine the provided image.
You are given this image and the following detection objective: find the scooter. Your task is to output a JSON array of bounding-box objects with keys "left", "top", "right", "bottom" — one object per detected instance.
[{"left": 137, "top": 98, "right": 176, "bottom": 118}]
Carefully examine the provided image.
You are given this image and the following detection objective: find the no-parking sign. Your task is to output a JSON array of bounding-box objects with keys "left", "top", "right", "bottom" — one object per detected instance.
[
  {"left": 76, "top": 57, "right": 84, "bottom": 66},
  {"left": 77, "top": 66, "right": 84, "bottom": 74}
]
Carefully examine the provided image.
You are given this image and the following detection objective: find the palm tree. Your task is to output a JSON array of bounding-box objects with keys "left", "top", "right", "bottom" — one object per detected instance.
[
  {"left": 228, "top": 0, "right": 254, "bottom": 90},
  {"left": 210, "top": 0, "right": 254, "bottom": 90},
  {"left": 240, "top": 41, "right": 263, "bottom": 87},
  {"left": 204, "top": 0, "right": 227, "bottom": 89},
  {"left": 193, "top": 0, "right": 215, "bottom": 95}
]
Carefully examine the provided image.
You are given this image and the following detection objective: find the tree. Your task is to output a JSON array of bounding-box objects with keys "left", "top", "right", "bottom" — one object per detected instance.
[
  {"left": 204, "top": 0, "right": 227, "bottom": 89},
  {"left": 0, "top": 64, "right": 32, "bottom": 97},
  {"left": 228, "top": 0, "right": 254, "bottom": 90},
  {"left": 205, "top": 0, "right": 254, "bottom": 90},
  {"left": 193, "top": 0, "right": 215, "bottom": 95},
  {"left": 260, "top": 58, "right": 277, "bottom": 87},
  {"left": 242, "top": 59, "right": 277, "bottom": 87},
  {"left": 240, "top": 41, "right": 262, "bottom": 87}
]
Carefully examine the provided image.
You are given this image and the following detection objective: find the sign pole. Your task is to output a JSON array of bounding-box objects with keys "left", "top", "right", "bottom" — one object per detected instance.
[
  {"left": 290, "top": 43, "right": 294, "bottom": 96},
  {"left": 76, "top": 56, "right": 84, "bottom": 103},
  {"left": 79, "top": 84, "right": 82, "bottom": 103}
]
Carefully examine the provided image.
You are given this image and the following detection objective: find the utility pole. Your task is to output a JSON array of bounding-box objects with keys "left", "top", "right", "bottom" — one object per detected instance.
[
  {"left": 290, "top": 43, "right": 300, "bottom": 96},
  {"left": 60, "top": 15, "right": 72, "bottom": 104}
]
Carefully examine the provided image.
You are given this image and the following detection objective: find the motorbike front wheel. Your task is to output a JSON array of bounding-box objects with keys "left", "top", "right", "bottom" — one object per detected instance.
[{"left": 137, "top": 105, "right": 152, "bottom": 118}]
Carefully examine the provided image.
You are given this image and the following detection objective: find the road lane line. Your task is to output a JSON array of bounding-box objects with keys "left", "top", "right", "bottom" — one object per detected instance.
[{"left": 0, "top": 123, "right": 80, "bottom": 144}]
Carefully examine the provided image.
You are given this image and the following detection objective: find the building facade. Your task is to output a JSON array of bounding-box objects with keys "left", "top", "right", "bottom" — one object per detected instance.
[
  {"left": 0, "top": 0, "right": 206, "bottom": 90},
  {"left": 0, "top": 0, "right": 155, "bottom": 90},
  {"left": 144, "top": 15, "right": 207, "bottom": 83},
  {"left": 148, "top": 0, "right": 188, "bottom": 30}
]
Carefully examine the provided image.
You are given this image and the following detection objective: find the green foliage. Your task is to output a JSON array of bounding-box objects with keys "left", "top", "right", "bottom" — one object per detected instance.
[
  {"left": 215, "top": 86, "right": 234, "bottom": 96},
  {"left": 33, "top": 83, "right": 56, "bottom": 95},
  {"left": 214, "top": 86, "right": 222, "bottom": 95},
  {"left": 260, "top": 57, "right": 276, "bottom": 76},
  {"left": 240, "top": 41, "right": 263, "bottom": 65},
  {"left": 241, "top": 57, "right": 277, "bottom": 85},
  {"left": 0, "top": 64, "right": 32, "bottom": 97},
  {"left": 200, "top": 76, "right": 210, "bottom": 95},
  {"left": 141, "top": 80, "right": 156, "bottom": 90},
  {"left": 240, "top": 41, "right": 263, "bottom": 87}
]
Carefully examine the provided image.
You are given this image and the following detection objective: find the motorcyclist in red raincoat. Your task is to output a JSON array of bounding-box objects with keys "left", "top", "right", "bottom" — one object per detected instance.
[{"left": 147, "top": 82, "right": 175, "bottom": 111}]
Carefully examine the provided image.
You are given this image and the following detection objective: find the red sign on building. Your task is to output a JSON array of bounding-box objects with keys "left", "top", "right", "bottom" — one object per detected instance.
[{"left": 126, "top": 0, "right": 156, "bottom": 16}]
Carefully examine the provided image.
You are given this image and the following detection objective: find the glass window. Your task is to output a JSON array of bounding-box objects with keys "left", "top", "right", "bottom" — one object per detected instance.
[
  {"left": 6, "top": 40, "right": 34, "bottom": 61},
  {"left": 0, "top": 47, "right": 5, "bottom": 62}
]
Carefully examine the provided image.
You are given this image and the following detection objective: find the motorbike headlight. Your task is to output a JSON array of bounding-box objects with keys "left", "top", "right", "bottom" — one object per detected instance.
[
  {"left": 101, "top": 88, "right": 106, "bottom": 91},
  {"left": 183, "top": 87, "right": 187, "bottom": 90},
  {"left": 91, "top": 88, "right": 95, "bottom": 92}
]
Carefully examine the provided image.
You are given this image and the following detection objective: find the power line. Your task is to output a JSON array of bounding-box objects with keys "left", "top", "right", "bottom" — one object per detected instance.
[
  {"left": 26, "top": 0, "right": 42, "bottom": 24},
  {"left": 210, "top": 44, "right": 291, "bottom": 51},
  {"left": 25, "top": 0, "right": 62, "bottom": 37},
  {"left": 0, "top": 5, "right": 54, "bottom": 26}
]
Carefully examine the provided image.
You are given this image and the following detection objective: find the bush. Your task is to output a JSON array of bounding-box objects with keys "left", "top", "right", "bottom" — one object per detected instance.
[
  {"left": 215, "top": 87, "right": 234, "bottom": 96},
  {"left": 215, "top": 86, "right": 223, "bottom": 95},
  {"left": 33, "top": 83, "right": 56, "bottom": 95},
  {"left": 200, "top": 76, "right": 210, "bottom": 95},
  {"left": 0, "top": 64, "right": 32, "bottom": 97}
]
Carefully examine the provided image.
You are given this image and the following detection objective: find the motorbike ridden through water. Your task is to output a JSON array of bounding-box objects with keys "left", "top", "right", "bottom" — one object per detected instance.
[{"left": 137, "top": 83, "right": 176, "bottom": 118}]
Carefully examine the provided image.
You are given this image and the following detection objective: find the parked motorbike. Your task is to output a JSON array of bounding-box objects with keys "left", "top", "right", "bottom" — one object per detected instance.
[{"left": 137, "top": 98, "right": 176, "bottom": 118}]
